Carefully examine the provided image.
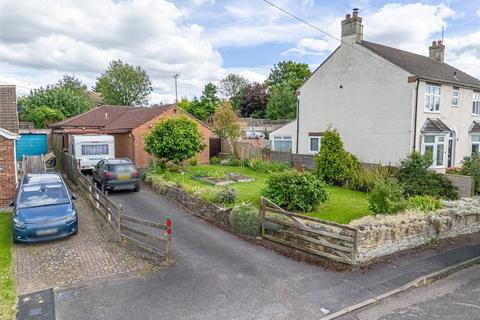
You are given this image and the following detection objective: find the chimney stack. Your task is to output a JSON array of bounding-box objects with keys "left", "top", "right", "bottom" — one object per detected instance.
[
  {"left": 341, "top": 8, "right": 363, "bottom": 45},
  {"left": 429, "top": 40, "right": 445, "bottom": 63}
]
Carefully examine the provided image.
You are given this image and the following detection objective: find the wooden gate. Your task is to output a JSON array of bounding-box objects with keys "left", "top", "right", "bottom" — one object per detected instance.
[
  {"left": 260, "top": 197, "right": 358, "bottom": 264},
  {"left": 209, "top": 138, "right": 221, "bottom": 158}
]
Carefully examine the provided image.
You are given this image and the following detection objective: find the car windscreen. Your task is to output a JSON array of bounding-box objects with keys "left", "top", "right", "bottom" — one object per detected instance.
[
  {"left": 18, "top": 183, "right": 70, "bottom": 208},
  {"left": 107, "top": 164, "right": 135, "bottom": 172}
]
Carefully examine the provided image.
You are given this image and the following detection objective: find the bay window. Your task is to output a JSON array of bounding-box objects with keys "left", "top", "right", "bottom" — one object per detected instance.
[
  {"left": 425, "top": 83, "right": 441, "bottom": 112},
  {"left": 473, "top": 92, "right": 480, "bottom": 116},
  {"left": 421, "top": 135, "right": 445, "bottom": 167},
  {"left": 471, "top": 135, "right": 480, "bottom": 155}
]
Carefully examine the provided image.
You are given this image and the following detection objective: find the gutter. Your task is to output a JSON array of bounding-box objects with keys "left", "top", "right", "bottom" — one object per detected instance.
[{"left": 413, "top": 78, "right": 420, "bottom": 151}]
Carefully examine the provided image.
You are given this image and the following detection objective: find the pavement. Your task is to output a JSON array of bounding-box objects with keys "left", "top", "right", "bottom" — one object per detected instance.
[
  {"left": 341, "top": 264, "right": 480, "bottom": 320},
  {"left": 49, "top": 184, "right": 480, "bottom": 320}
]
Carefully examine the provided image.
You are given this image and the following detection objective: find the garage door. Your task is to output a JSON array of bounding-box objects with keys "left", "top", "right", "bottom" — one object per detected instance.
[{"left": 16, "top": 134, "right": 47, "bottom": 160}]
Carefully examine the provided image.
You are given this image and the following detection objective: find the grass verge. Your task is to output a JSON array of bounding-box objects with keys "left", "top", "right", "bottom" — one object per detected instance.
[{"left": 0, "top": 213, "right": 15, "bottom": 320}]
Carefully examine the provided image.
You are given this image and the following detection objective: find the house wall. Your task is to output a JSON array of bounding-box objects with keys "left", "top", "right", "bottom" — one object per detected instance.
[
  {"left": 415, "top": 81, "right": 479, "bottom": 169},
  {"left": 297, "top": 44, "right": 415, "bottom": 165},
  {"left": 268, "top": 120, "right": 297, "bottom": 153},
  {"left": 0, "top": 137, "right": 17, "bottom": 207}
]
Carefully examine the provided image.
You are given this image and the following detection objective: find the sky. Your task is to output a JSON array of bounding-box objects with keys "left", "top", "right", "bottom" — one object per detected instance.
[{"left": 0, "top": 0, "right": 479, "bottom": 104}]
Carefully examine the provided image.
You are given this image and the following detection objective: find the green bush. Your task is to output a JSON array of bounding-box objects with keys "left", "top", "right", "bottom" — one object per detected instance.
[
  {"left": 190, "top": 187, "right": 218, "bottom": 203},
  {"left": 407, "top": 195, "right": 442, "bottom": 212},
  {"left": 344, "top": 165, "right": 398, "bottom": 193},
  {"left": 398, "top": 152, "right": 458, "bottom": 200},
  {"left": 248, "top": 159, "right": 290, "bottom": 173},
  {"left": 460, "top": 153, "right": 480, "bottom": 194},
  {"left": 262, "top": 170, "right": 329, "bottom": 212},
  {"left": 189, "top": 157, "right": 198, "bottom": 166},
  {"left": 222, "top": 158, "right": 243, "bottom": 166},
  {"left": 315, "top": 127, "right": 359, "bottom": 185},
  {"left": 229, "top": 202, "right": 261, "bottom": 236},
  {"left": 215, "top": 188, "right": 236, "bottom": 206},
  {"left": 191, "top": 170, "right": 210, "bottom": 179},
  {"left": 209, "top": 156, "right": 221, "bottom": 165},
  {"left": 369, "top": 178, "right": 407, "bottom": 214},
  {"left": 149, "top": 161, "right": 166, "bottom": 175}
]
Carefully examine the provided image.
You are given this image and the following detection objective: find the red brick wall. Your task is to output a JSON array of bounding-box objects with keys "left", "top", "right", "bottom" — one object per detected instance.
[
  {"left": 112, "top": 133, "right": 134, "bottom": 161},
  {"left": 132, "top": 108, "right": 212, "bottom": 168},
  {"left": 0, "top": 137, "right": 16, "bottom": 207}
]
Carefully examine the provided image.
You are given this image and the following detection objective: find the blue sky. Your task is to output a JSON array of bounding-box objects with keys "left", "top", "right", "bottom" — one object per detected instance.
[{"left": 0, "top": 0, "right": 479, "bottom": 103}]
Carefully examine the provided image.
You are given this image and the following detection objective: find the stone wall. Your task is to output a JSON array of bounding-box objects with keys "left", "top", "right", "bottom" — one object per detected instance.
[
  {"left": 352, "top": 197, "right": 480, "bottom": 264},
  {"left": 446, "top": 174, "right": 474, "bottom": 198}
]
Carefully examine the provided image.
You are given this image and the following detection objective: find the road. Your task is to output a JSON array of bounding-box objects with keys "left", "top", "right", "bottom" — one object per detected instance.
[
  {"left": 344, "top": 265, "right": 480, "bottom": 320},
  {"left": 54, "top": 185, "right": 480, "bottom": 320}
]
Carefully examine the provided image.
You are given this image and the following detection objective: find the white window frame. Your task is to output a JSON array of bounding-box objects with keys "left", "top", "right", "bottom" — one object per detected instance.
[
  {"left": 471, "top": 135, "right": 480, "bottom": 155},
  {"left": 425, "top": 83, "right": 441, "bottom": 113},
  {"left": 308, "top": 136, "right": 321, "bottom": 153},
  {"left": 421, "top": 134, "right": 446, "bottom": 168},
  {"left": 451, "top": 87, "right": 460, "bottom": 107},
  {"left": 272, "top": 135, "right": 292, "bottom": 153},
  {"left": 472, "top": 92, "right": 480, "bottom": 116}
]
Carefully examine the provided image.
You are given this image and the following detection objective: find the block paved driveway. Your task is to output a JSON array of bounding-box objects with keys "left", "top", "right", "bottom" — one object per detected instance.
[{"left": 54, "top": 184, "right": 480, "bottom": 320}]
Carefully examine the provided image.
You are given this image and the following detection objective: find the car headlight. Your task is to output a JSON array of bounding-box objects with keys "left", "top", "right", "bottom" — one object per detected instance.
[
  {"left": 66, "top": 211, "right": 77, "bottom": 223},
  {"left": 13, "top": 217, "right": 26, "bottom": 229}
]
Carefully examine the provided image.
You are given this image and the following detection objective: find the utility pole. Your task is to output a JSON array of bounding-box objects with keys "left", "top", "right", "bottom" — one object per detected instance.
[{"left": 173, "top": 73, "right": 179, "bottom": 105}]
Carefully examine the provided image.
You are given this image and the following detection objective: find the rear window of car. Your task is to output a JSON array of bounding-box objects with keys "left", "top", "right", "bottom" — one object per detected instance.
[
  {"left": 107, "top": 164, "right": 136, "bottom": 172},
  {"left": 18, "top": 183, "right": 70, "bottom": 208}
]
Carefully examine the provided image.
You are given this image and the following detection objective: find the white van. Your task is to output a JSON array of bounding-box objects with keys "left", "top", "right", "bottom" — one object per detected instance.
[{"left": 69, "top": 135, "right": 115, "bottom": 170}]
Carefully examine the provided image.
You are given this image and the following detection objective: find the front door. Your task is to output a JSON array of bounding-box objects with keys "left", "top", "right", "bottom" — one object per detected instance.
[{"left": 447, "top": 132, "right": 455, "bottom": 167}]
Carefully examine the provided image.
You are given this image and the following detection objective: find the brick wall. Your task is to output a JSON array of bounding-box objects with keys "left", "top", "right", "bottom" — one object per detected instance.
[
  {"left": 0, "top": 137, "right": 16, "bottom": 207},
  {"left": 112, "top": 133, "right": 133, "bottom": 160}
]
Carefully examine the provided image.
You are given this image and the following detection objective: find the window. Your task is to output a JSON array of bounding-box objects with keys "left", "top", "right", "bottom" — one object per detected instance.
[
  {"left": 473, "top": 92, "right": 480, "bottom": 116},
  {"left": 273, "top": 136, "right": 292, "bottom": 152},
  {"left": 471, "top": 135, "right": 480, "bottom": 155},
  {"left": 452, "top": 87, "right": 459, "bottom": 107},
  {"left": 309, "top": 137, "right": 321, "bottom": 153},
  {"left": 81, "top": 144, "right": 109, "bottom": 156},
  {"left": 422, "top": 135, "right": 445, "bottom": 167},
  {"left": 425, "top": 84, "right": 441, "bottom": 112}
]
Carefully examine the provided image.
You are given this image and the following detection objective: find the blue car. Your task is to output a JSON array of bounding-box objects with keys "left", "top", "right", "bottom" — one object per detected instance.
[{"left": 11, "top": 172, "right": 78, "bottom": 243}]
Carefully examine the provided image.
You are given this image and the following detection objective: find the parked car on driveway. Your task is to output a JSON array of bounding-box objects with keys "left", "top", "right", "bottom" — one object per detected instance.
[
  {"left": 92, "top": 158, "right": 140, "bottom": 193},
  {"left": 12, "top": 172, "right": 78, "bottom": 243}
]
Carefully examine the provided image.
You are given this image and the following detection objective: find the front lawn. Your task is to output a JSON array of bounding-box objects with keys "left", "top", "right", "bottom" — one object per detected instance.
[
  {"left": 0, "top": 213, "right": 15, "bottom": 320},
  {"left": 160, "top": 165, "right": 371, "bottom": 224}
]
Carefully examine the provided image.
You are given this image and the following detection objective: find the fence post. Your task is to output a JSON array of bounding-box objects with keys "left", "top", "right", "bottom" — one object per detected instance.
[
  {"left": 164, "top": 217, "right": 172, "bottom": 264},
  {"left": 118, "top": 204, "right": 123, "bottom": 242},
  {"left": 260, "top": 197, "right": 266, "bottom": 238}
]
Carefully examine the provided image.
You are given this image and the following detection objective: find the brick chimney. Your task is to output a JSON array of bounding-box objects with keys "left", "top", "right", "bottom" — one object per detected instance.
[
  {"left": 341, "top": 8, "right": 363, "bottom": 45},
  {"left": 429, "top": 40, "right": 445, "bottom": 63}
]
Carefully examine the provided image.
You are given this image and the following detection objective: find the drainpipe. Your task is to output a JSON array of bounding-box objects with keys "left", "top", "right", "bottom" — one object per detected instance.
[
  {"left": 295, "top": 97, "right": 300, "bottom": 154},
  {"left": 412, "top": 78, "right": 420, "bottom": 151}
]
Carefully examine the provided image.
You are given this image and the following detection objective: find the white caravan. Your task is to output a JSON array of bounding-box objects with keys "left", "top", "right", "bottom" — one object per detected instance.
[{"left": 69, "top": 135, "right": 115, "bottom": 170}]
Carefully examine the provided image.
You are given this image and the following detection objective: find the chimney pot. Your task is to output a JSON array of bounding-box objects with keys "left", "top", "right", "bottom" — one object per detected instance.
[
  {"left": 341, "top": 9, "right": 363, "bottom": 44},
  {"left": 346, "top": 13, "right": 351, "bottom": 19},
  {"left": 437, "top": 40, "right": 442, "bottom": 45},
  {"left": 432, "top": 41, "right": 436, "bottom": 46},
  {"left": 352, "top": 8, "right": 359, "bottom": 17}
]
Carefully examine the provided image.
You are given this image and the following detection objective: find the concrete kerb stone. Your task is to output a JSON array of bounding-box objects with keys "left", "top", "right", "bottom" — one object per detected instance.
[{"left": 319, "top": 255, "right": 480, "bottom": 320}]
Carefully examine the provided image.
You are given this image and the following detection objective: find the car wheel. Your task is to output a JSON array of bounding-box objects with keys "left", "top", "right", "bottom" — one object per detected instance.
[{"left": 134, "top": 184, "right": 140, "bottom": 192}]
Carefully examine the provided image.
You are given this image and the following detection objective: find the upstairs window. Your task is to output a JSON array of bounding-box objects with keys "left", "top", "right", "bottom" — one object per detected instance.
[
  {"left": 473, "top": 92, "right": 480, "bottom": 116},
  {"left": 425, "top": 84, "right": 441, "bottom": 112},
  {"left": 451, "top": 87, "right": 459, "bottom": 107}
]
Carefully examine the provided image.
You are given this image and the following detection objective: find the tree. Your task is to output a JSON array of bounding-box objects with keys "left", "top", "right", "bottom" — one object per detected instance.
[
  {"left": 219, "top": 74, "right": 249, "bottom": 100},
  {"left": 94, "top": 59, "right": 152, "bottom": 105},
  {"left": 177, "top": 97, "right": 191, "bottom": 110},
  {"left": 18, "top": 75, "right": 94, "bottom": 118},
  {"left": 266, "top": 60, "right": 311, "bottom": 91},
  {"left": 183, "top": 83, "right": 221, "bottom": 121},
  {"left": 144, "top": 116, "right": 206, "bottom": 165},
  {"left": 234, "top": 82, "right": 269, "bottom": 118},
  {"left": 212, "top": 102, "right": 242, "bottom": 155},
  {"left": 19, "top": 106, "right": 65, "bottom": 129},
  {"left": 265, "top": 83, "right": 297, "bottom": 120}
]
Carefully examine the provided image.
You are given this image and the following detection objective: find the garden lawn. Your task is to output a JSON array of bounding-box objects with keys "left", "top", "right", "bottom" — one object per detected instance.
[
  {"left": 0, "top": 213, "right": 15, "bottom": 320},
  {"left": 161, "top": 165, "right": 371, "bottom": 224}
]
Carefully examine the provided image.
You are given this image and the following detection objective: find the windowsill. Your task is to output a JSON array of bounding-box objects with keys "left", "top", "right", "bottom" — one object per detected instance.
[
  {"left": 451, "top": 105, "right": 459, "bottom": 108},
  {"left": 472, "top": 114, "right": 480, "bottom": 117},
  {"left": 424, "top": 111, "right": 441, "bottom": 114}
]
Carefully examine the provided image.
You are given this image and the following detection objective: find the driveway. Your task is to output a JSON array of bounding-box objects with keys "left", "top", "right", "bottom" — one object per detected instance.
[{"left": 54, "top": 185, "right": 480, "bottom": 320}]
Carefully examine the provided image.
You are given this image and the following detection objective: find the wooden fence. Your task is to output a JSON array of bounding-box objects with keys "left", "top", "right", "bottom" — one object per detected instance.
[
  {"left": 21, "top": 155, "right": 46, "bottom": 174},
  {"left": 54, "top": 149, "right": 172, "bottom": 261},
  {"left": 260, "top": 197, "right": 358, "bottom": 264}
]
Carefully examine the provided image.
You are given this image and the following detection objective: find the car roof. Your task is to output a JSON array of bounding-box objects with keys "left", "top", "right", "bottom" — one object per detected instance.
[
  {"left": 104, "top": 158, "right": 133, "bottom": 165},
  {"left": 22, "top": 173, "right": 63, "bottom": 186}
]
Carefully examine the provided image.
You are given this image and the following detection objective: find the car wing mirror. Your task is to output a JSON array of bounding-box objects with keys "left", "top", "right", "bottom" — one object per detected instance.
[{"left": 71, "top": 194, "right": 77, "bottom": 201}]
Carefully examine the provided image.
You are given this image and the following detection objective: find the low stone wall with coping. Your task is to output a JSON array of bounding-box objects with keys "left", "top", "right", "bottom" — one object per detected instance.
[
  {"left": 445, "top": 174, "right": 475, "bottom": 198},
  {"left": 351, "top": 197, "right": 480, "bottom": 264}
]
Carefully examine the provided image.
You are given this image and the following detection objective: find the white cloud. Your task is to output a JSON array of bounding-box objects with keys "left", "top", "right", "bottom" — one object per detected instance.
[
  {"left": 445, "top": 31, "right": 480, "bottom": 78},
  {"left": 0, "top": 0, "right": 224, "bottom": 103},
  {"left": 283, "top": 38, "right": 337, "bottom": 56}
]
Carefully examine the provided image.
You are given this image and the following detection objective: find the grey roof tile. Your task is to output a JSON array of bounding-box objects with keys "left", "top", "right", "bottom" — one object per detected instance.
[{"left": 0, "top": 85, "right": 18, "bottom": 133}]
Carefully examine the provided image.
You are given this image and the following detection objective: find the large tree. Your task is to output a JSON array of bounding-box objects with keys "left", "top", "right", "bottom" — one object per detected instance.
[
  {"left": 94, "top": 59, "right": 152, "bottom": 105},
  {"left": 265, "top": 83, "right": 297, "bottom": 120},
  {"left": 233, "top": 82, "right": 269, "bottom": 118},
  {"left": 18, "top": 74, "right": 94, "bottom": 118},
  {"left": 144, "top": 116, "right": 205, "bottom": 165},
  {"left": 183, "top": 83, "right": 220, "bottom": 121},
  {"left": 212, "top": 102, "right": 242, "bottom": 155},
  {"left": 19, "top": 106, "right": 65, "bottom": 129},
  {"left": 266, "top": 60, "right": 311, "bottom": 91},
  {"left": 218, "top": 73, "right": 249, "bottom": 100}
]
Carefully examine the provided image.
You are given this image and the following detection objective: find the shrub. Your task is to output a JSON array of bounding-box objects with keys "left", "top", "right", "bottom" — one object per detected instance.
[
  {"left": 248, "top": 159, "right": 290, "bottom": 173},
  {"left": 223, "top": 158, "right": 243, "bottom": 166},
  {"left": 191, "top": 170, "right": 210, "bottom": 179},
  {"left": 189, "top": 157, "right": 198, "bottom": 166},
  {"left": 149, "top": 161, "right": 166, "bottom": 175},
  {"left": 262, "top": 170, "right": 329, "bottom": 212},
  {"left": 344, "top": 165, "right": 398, "bottom": 193},
  {"left": 398, "top": 152, "right": 459, "bottom": 200},
  {"left": 215, "top": 188, "right": 236, "bottom": 206},
  {"left": 167, "top": 164, "right": 183, "bottom": 173},
  {"left": 315, "top": 127, "right": 359, "bottom": 185},
  {"left": 209, "top": 156, "right": 221, "bottom": 165},
  {"left": 229, "top": 202, "right": 261, "bottom": 236},
  {"left": 460, "top": 153, "right": 480, "bottom": 194},
  {"left": 407, "top": 195, "right": 442, "bottom": 212},
  {"left": 369, "top": 178, "right": 407, "bottom": 214}
]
